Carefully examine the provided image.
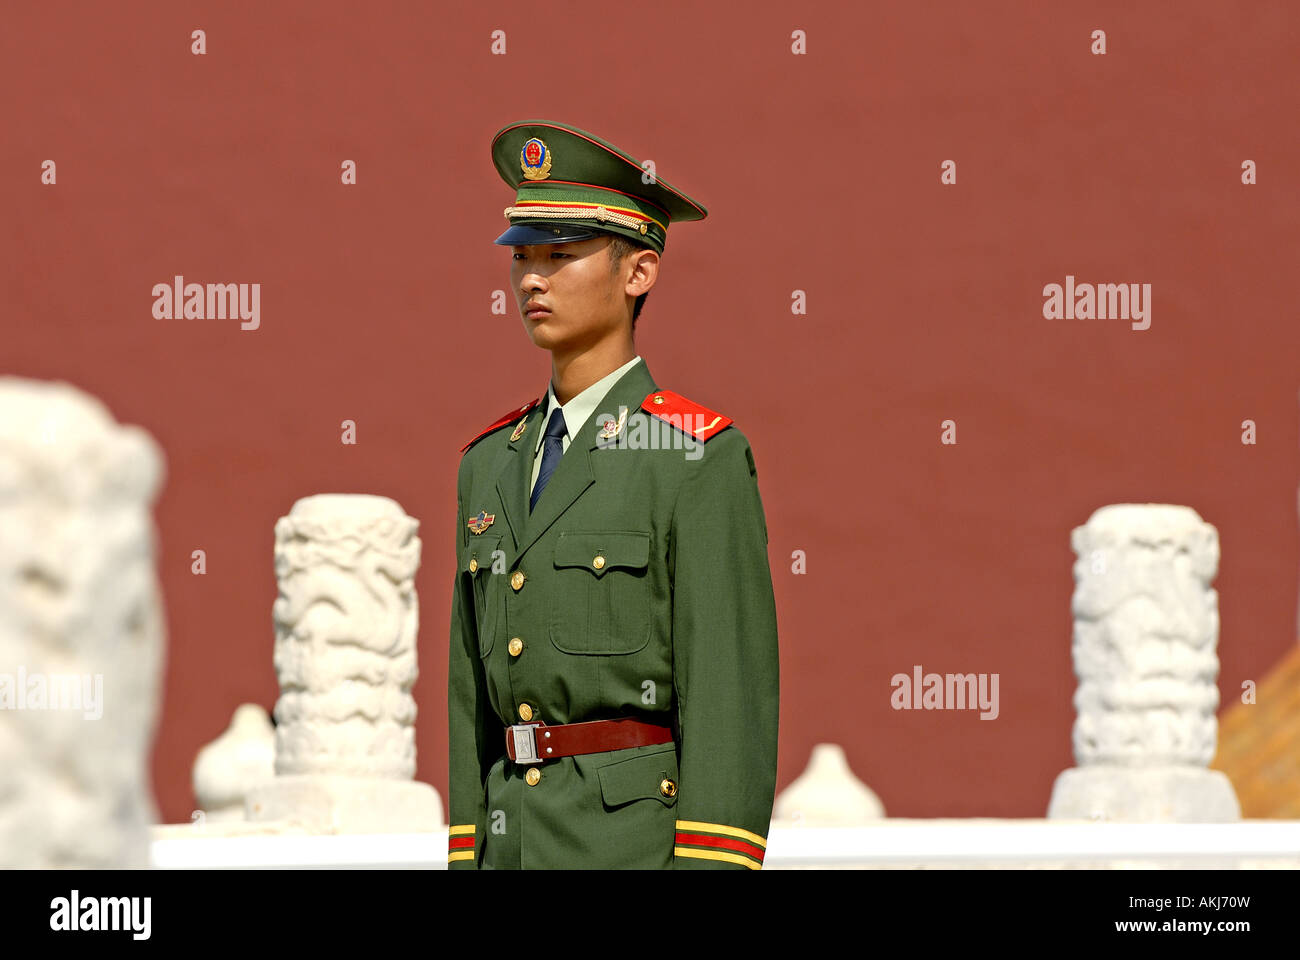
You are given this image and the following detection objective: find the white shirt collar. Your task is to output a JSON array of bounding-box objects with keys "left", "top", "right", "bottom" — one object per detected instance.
[{"left": 536, "top": 355, "right": 643, "bottom": 452}]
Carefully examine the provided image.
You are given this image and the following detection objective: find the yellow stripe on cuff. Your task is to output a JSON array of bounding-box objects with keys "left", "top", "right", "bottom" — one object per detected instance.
[
  {"left": 448, "top": 850, "right": 475, "bottom": 863},
  {"left": 674, "top": 846, "right": 762, "bottom": 870},
  {"left": 448, "top": 824, "right": 477, "bottom": 835},
  {"left": 674, "top": 820, "right": 767, "bottom": 848}
]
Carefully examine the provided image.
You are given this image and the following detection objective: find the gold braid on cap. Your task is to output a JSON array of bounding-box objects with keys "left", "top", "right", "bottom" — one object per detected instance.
[{"left": 503, "top": 202, "right": 658, "bottom": 236}]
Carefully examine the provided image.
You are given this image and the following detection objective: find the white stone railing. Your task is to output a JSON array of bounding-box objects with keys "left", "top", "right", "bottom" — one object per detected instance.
[{"left": 149, "top": 820, "right": 1300, "bottom": 869}]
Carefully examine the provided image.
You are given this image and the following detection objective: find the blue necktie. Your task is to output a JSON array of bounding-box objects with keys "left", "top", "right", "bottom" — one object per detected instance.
[{"left": 530, "top": 407, "right": 567, "bottom": 512}]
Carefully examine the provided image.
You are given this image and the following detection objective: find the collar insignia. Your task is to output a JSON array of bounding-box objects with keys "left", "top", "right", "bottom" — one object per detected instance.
[
  {"left": 509, "top": 415, "right": 529, "bottom": 442},
  {"left": 597, "top": 406, "right": 629, "bottom": 440}
]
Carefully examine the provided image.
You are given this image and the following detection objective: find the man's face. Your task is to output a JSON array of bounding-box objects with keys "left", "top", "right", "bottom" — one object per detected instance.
[{"left": 511, "top": 235, "right": 626, "bottom": 352}]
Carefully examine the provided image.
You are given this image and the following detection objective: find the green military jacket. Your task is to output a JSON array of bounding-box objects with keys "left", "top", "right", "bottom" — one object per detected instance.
[{"left": 447, "top": 358, "right": 779, "bottom": 869}]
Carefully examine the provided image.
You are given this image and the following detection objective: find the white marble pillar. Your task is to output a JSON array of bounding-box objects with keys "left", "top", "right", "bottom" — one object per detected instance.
[
  {"left": 0, "top": 378, "right": 166, "bottom": 866},
  {"left": 246, "top": 494, "right": 442, "bottom": 832},
  {"left": 1048, "top": 504, "right": 1240, "bottom": 821}
]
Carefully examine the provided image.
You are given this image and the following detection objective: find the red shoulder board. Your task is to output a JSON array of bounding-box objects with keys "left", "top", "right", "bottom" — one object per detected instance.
[
  {"left": 460, "top": 398, "right": 541, "bottom": 453},
  {"left": 640, "top": 389, "right": 733, "bottom": 442}
]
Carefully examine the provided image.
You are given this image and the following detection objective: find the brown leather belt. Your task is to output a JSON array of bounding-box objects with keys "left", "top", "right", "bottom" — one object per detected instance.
[{"left": 505, "top": 718, "right": 673, "bottom": 764}]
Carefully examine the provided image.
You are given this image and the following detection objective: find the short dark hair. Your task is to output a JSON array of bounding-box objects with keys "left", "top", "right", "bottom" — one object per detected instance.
[{"left": 605, "top": 234, "right": 652, "bottom": 330}]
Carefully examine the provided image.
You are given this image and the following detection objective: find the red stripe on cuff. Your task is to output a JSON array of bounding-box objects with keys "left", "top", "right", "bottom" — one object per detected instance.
[{"left": 674, "top": 831, "right": 765, "bottom": 862}]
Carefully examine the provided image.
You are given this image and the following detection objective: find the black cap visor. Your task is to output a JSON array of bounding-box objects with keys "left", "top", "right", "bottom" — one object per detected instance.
[{"left": 494, "top": 221, "right": 605, "bottom": 245}]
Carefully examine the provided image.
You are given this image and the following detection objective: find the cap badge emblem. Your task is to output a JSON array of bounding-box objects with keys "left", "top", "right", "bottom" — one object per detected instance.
[{"left": 520, "top": 138, "right": 552, "bottom": 181}]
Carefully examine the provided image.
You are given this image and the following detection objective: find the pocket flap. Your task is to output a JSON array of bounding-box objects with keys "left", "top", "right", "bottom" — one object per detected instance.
[
  {"left": 597, "top": 746, "right": 678, "bottom": 808},
  {"left": 554, "top": 531, "right": 649, "bottom": 577},
  {"left": 464, "top": 534, "right": 502, "bottom": 574}
]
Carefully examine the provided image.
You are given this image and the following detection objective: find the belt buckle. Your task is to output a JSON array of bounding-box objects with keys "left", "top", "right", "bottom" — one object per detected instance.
[{"left": 509, "top": 723, "right": 543, "bottom": 764}]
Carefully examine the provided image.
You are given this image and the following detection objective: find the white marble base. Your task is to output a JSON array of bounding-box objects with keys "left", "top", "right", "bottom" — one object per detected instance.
[
  {"left": 1048, "top": 766, "right": 1241, "bottom": 822},
  {"left": 148, "top": 821, "right": 1300, "bottom": 869},
  {"left": 244, "top": 776, "right": 443, "bottom": 834}
]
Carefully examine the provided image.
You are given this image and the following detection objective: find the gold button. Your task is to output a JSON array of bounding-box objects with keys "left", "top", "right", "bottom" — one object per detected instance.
[
  {"left": 468, "top": 558, "right": 478, "bottom": 573},
  {"left": 525, "top": 767, "right": 541, "bottom": 786},
  {"left": 511, "top": 571, "right": 525, "bottom": 591},
  {"left": 592, "top": 555, "right": 606, "bottom": 570},
  {"left": 518, "top": 702, "right": 533, "bottom": 721},
  {"left": 659, "top": 778, "right": 677, "bottom": 798},
  {"left": 652, "top": 395, "right": 664, "bottom": 404},
  {"left": 508, "top": 637, "right": 524, "bottom": 657}
]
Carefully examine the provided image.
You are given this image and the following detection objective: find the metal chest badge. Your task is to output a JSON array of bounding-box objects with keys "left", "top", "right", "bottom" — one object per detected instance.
[
  {"left": 520, "top": 138, "right": 552, "bottom": 181},
  {"left": 597, "top": 406, "right": 629, "bottom": 440},
  {"left": 466, "top": 510, "right": 496, "bottom": 535}
]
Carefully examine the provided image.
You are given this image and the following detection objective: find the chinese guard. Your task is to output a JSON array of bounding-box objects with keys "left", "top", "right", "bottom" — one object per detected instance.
[{"left": 448, "top": 120, "right": 779, "bottom": 869}]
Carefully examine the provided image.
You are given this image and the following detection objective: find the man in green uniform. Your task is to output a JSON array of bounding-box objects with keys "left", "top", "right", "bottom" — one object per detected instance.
[{"left": 447, "top": 119, "right": 779, "bottom": 869}]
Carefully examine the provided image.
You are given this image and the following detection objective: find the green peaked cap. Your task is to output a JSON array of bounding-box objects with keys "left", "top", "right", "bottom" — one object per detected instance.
[{"left": 491, "top": 119, "right": 708, "bottom": 255}]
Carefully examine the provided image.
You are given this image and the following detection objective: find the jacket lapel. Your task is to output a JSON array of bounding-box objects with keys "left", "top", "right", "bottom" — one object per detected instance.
[
  {"left": 498, "top": 358, "right": 659, "bottom": 562},
  {"left": 494, "top": 400, "right": 543, "bottom": 550}
]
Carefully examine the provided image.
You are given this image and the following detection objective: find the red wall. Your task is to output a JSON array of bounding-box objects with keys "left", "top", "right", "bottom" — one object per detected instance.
[{"left": 5, "top": 1, "right": 1298, "bottom": 822}]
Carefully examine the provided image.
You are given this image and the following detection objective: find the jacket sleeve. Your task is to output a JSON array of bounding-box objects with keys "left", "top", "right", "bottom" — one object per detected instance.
[
  {"left": 669, "top": 428, "right": 780, "bottom": 869},
  {"left": 446, "top": 476, "right": 492, "bottom": 869}
]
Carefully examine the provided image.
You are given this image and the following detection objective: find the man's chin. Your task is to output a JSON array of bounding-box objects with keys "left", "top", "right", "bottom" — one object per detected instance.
[
  {"left": 523, "top": 318, "right": 608, "bottom": 356},
  {"left": 525, "top": 319, "right": 569, "bottom": 351}
]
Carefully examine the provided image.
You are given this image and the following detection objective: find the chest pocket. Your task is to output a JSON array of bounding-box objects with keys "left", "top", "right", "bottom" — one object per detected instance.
[
  {"left": 550, "top": 531, "right": 651, "bottom": 655},
  {"left": 464, "top": 533, "right": 503, "bottom": 657}
]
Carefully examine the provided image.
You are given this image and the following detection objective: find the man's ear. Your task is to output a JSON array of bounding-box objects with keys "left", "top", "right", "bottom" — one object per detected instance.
[{"left": 626, "top": 248, "right": 659, "bottom": 298}]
